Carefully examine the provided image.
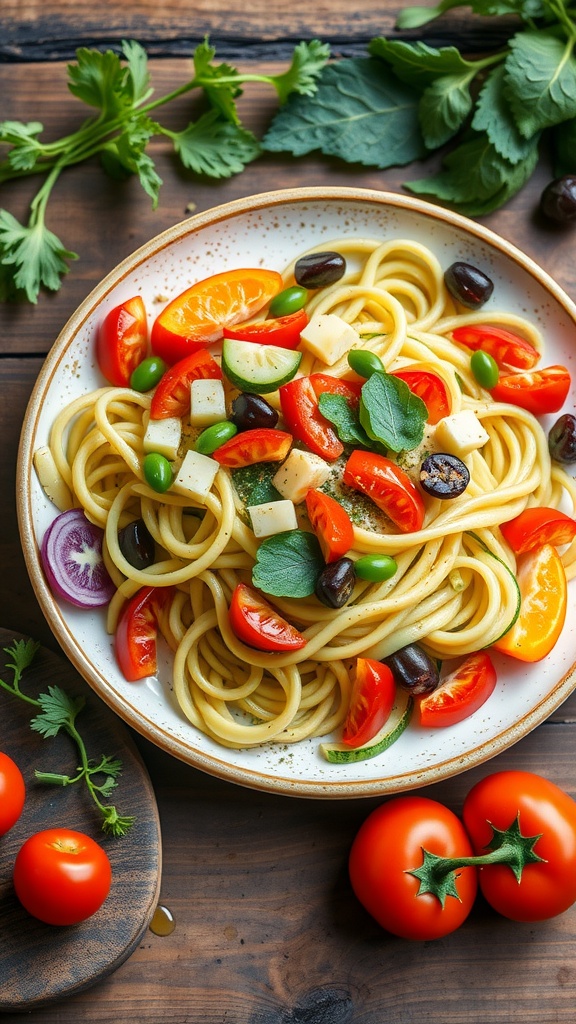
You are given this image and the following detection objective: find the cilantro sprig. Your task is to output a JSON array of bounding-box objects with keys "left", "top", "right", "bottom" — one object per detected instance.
[
  {"left": 263, "top": 0, "right": 576, "bottom": 214},
  {"left": 0, "top": 37, "right": 329, "bottom": 303},
  {"left": 0, "top": 639, "right": 134, "bottom": 837}
]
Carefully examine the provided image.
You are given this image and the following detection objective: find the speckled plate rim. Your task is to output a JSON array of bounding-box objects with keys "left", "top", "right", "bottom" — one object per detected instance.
[{"left": 16, "top": 186, "right": 576, "bottom": 798}]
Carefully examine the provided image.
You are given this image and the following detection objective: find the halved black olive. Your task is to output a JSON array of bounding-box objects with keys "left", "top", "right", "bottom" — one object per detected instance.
[{"left": 420, "top": 453, "right": 470, "bottom": 499}]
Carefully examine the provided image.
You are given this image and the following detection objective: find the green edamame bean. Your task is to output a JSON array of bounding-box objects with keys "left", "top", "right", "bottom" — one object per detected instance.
[
  {"left": 347, "top": 349, "right": 384, "bottom": 378},
  {"left": 195, "top": 421, "right": 238, "bottom": 454},
  {"left": 130, "top": 356, "right": 167, "bottom": 392},
  {"left": 470, "top": 350, "right": 499, "bottom": 390},
  {"left": 354, "top": 554, "right": 398, "bottom": 582},
  {"left": 269, "top": 285, "right": 308, "bottom": 318},
  {"left": 143, "top": 452, "right": 172, "bottom": 493}
]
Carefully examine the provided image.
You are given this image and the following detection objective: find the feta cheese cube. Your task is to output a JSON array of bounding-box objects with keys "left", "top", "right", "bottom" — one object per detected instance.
[
  {"left": 143, "top": 416, "right": 182, "bottom": 460},
  {"left": 299, "top": 314, "right": 359, "bottom": 366},
  {"left": 248, "top": 500, "right": 298, "bottom": 538},
  {"left": 190, "top": 378, "right": 226, "bottom": 426},
  {"left": 435, "top": 409, "right": 490, "bottom": 457},
  {"left": 272, "top": 449, "right": 331, "bottom": 504},
  {"left": 172, "top": 449, "right": 219, "bottom": 501}
]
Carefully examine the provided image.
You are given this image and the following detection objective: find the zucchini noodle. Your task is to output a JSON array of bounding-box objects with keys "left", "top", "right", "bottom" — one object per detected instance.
[{"left": 38, "top": 237, "right": 576, "bottom": 749}]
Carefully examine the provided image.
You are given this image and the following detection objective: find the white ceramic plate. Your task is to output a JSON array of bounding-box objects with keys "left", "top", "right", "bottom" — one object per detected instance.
[{"left": 17, "top": 187, "right": 576, "bottom": 798}]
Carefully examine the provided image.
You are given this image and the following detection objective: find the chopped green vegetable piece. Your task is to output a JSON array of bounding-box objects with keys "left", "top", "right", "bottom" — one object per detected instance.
[
  {"left": 359, "top": 372, "right": 428, "bottom": 453},
  {"left": 252, "top": 530, "right": 325, "bottom": 598}
]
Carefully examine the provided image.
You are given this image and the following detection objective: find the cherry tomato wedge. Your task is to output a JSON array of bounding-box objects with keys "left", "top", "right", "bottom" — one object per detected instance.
[
  {"left": 229, "top": 582, "right": 307, "bottom": 652},
  {"left": 462, "top": 771, "right": 576, "bottom": 921},
  {"left": 305, "top": 488, "right": 354, "bottom": 563},
  {"left": 96, "top": 295, "right": 148, "bottom": 386},
  {"left": 349, "top": 796, "right": 477, "bottom": 940},
  {"left": 0, "top": 751, "right": 26, "bottom": 836},
  {"left": 500, "top": 506, "right": 576, "bottom": 554},
  {"left": 342, "top": 658, "right": 396, "bottom": 747},
  {"left": 390, "top": 369, "right": 451, "bottom": 425},
  {"left": 490, "top": 366, "right": 571, "bottom": 415},
  {"left": 222, "top": 309, "right": 308, "bottom": 350},
  {"left": 212, "top": 428, "right": 292, "bottom": 468},
  {"left": 418, "top": 651, "right": 497, "bottom": 728},
  {"left": 343, "top": 449, "right": 425, "bottom": 533},
  {"left": 150, "top": 349, "right": 222, "bottom": 419},
  {"left": 308, "top": 373, "right": 362, "bottom": 407},
  {"left": 151, "top": 268, "right": 283, "bottom": 363},
  {"left": 492, "top": 543, "right": 567, "bottom": 662},
  {"left": 451, "top": 324, "right": 539, "bottom": 370},
  {"left": 279, "top": 376, "right": 344, "bottom": 460},
  {"left": 115, "top": 585, "right": 173, "bottom": 681},
  {"left": 13, "top": 828, "right": 112, "bottom": 926}
]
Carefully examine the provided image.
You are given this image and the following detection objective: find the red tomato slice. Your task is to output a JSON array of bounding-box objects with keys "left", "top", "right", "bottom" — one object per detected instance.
[
  {"left": 305, "top": 488, "right": 354, "bottom": 563},
  {"left": 115, "top": 586, "right": 173, "bottom": 681},
  {"left": 222, "top": 309, "right": 308, "bottom": 350},
  {"left": 500, "top": 506, "right": 576, "bottom": 554},
  {"left": 279, "top": 376, "right": 344, "bottom": 460},
  {"left": 391, "top": 369, "right": 451, "bottom": 425},
  {"left": 343, "top": 449, "right": 425, "bottom": 533},
  {"left": 418, "top": 651, "right": 497, "bottom": 728},
  {"left": 342, "top": 658, "right": 396, "bottom": 747},
  {"left": 490, "top": 366, "right": 571, "bottom": 415},
  {"left": 308, "top": 373, "right": 363, "bottom": 407},
  {"left": 229, "top": 583, "right": 307, "bottom": 652},
  {"left": 150, "top": 268, "right": 283, "bottom": 363},
  {"left": 96, "top": 295, "right": 148, "bottom": 386},
  {"left": 451, "top": 324, "right": 539, "bottom": 370},
  {"left": 150, "top": 349, "right": 222, "bottom": 419},
  {"left": 212, "top": 428, "right": 293, "bottom": 468}
]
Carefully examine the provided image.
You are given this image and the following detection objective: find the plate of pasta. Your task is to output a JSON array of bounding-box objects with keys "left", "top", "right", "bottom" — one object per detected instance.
[{"left": 17, "top": 186, "right": 576, "bottom": 797}]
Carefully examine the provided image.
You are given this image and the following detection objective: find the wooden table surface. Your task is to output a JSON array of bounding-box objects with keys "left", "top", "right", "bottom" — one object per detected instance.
[{"left": 2, "top": 3, "right": 576, "bottom": 1021}]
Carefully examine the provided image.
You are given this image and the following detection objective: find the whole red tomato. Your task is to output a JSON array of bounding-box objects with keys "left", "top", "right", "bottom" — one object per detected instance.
[
  {"left": 349, "top": 795, "right": 478, "bottom": 940},
  {"left": 0, "top": 751, "right": 26, "bottom": 836},
  {"left": 13, "top": 828, "right": 112, "bottom": 925},
  {"left": 462, "top": 771, "right": 576, "bottom": 922}
]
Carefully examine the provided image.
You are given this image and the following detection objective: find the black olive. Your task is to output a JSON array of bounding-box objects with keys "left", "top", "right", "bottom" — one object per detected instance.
[
  {"left": 383, "top": 643, "right": 440, "bottom": 696},
  {"left": 420, "top": 453, "right": 470, "bottom": 499},
  {"left": 444, "top": 261, "right": 494, "bottom": 309},
  {"left": 548, "top": 413, "right": 576, "bottom": 464},
  {"left": 118, "top": 518, "right": 156, "bottom": 570},
  {"left": 315, "top": 557, "right": 355, "bottom": 608},
  {"left": 230, "top": 392, "right": 279, "bottom": 431},
  {"left": 540, "top": 176, "right": 576, "bottom": 225},
  {"left": 294, "top": 251, "right": 346, "bottom": 289}
]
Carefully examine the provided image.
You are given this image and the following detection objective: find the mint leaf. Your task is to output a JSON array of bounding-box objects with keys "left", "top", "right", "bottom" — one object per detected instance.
[
  {"left": 0, "top": 210, "right": 77, "bottom": 303},
  {"left": 318, "top": 393, "right": 372, "bottom": 447},
  {"left": 552, "top": 115, "right": 576, "bottom": 175},
  {"left": 171, "top": 110, "right": 260, "bottom": 178},
  {"left": 419, "top": 73, "right": 475, "bottom": 147},
  {"left": 359, "top": 372, "right": 427, "bottom": 453},
  {"left": 473, "top": 64, "right": 539, "bottom": 163},
  {"left": 270, "top": 39, "right": 331, "bottom": 102},
  {"left": 504, "top": 30, "right": 576, "bottom": 138},
  {"left": 369, "top": 39, "right": 476, "bottom": 88},
  {"left": 263, "top": 58, "right": 427, "bottom": 167},
  {"left": 252, "top": 530, "right": 324, "bottom": 598}
]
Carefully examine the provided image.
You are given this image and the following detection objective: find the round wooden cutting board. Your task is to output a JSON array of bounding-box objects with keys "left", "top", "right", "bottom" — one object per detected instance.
[{"left": 0, "top": 629, "right": 162, "bottom": 1010}]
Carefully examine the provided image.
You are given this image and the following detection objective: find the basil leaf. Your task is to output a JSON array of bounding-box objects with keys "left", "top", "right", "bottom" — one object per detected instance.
[
  {"left": 318, "top": 393, "right": 372, "bottom": 447},
  {"left": 252, "top": 530, "right": 324, "bottom": 598},
  {"left": 359, "top": 372, "right": 427, "bottom": 453}
]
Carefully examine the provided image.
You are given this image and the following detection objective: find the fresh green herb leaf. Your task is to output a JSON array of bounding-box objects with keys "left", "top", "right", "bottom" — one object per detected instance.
[
  {"left": 318, "top": 393, "right": 372, "bottom": 447},
  {"left": 271, "top": 39, "right": 332, "bottom": 102},
  {"left": 419, "top": 73, "right": 475, "bottom": 147},
  {"left": 472, "top": 64, "right": 540, "bottom": 162},
  {"left": 233, "top": 463, "right": 283, "bottom": 508},
  {"left": 121, "top": 39, "right": 154, "bottom": 105},
  {"left": 395, "top": 0, "right": 464, "bottom": 29},
  {"left": 168, "top": 110, "right": 261, "bottom": 178},
  {"left": 358, "top": 372, "right": 428, "bottom": 453},
  {"left": 67, "top": 46, "right": 134, "bottom": 115},
  {"left": 504, "top": 29, "right": 576, "bottom": 138},
  {"left": 0, "top": 210, "right": 78, "bottom": 304},
  {"left": 369, "top": 38, "right": 478, "bottom": 88},
  {"left": 31, "top": 685, "right": 85, "bottom": 738},
  {"left": 252, "top": 530, "right": 324, "bottom": 598}
]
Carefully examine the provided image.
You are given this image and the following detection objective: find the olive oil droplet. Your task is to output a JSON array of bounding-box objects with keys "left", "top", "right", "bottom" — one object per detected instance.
[{"left": 149, "top": 904, "right": 175, "bottom": 936}]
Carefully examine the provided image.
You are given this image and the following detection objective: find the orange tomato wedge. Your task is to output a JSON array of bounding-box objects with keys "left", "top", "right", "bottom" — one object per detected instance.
[
  {"left": 492, "top": 543, "right": 567, "bottom": 662},
  {"left": 150, "top": 268, "right": 283, "bottom": 363}
]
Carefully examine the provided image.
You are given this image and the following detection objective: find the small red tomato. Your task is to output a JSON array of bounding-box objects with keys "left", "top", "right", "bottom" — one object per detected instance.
[
  {"left": 451, "top": 324, "right": 539, "bottom": 370},
  {"left": 490, "top": 365, "right": 571, "bottom": 415},
  {"left": 212, "top": 428, "right": 293, "bottom": 468},
  {"left": 279, "top": 376, "right": 344, "bottom": 460},
  {"left": 349, "top": 796, "right": 477, "bottom": 940},
  {"left": 0, "top": 751, "right": 26, "bottom": 836},
  {"left": 418, "top": 651, "right": 497, "bottom": 728},
  {"left": 305, "top": 489, "right": 354, "bottom": 563},
  {"left": 150, "top": 349, "right": 222, "bottom": 420},
  {"left": 229, "top": 583, "right": 307, "bottom": 652},
  {"left": 342, "top": 658, "right": 396, "bottom": 747},
  {"left": 223, "top": 309, "right": 308, "bottom": 350},
  {"left": 13, "top": 828, "right": 112, "bottom": 925},
  {"left": 390, "top": 369, "right": 451, "bottom": 425},
  {"left": 343, "top": 449, "right": 425, "bottom": 533},
  {"left": 115, "top": 585, "right": 173, "bottom": 681},
  {"left": 500, "top": 506, "right": 576, "bottom": 554},
  {"left": 96, "top": 295, "right": 148, "bottom": 386}
]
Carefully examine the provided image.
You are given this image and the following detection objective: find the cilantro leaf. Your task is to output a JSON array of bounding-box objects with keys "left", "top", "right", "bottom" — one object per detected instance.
[
  {"left": 252, "top": 530, "right": 324, "bottom": 598},
  {"left": 359, "top": 372, "right": 428, "bottom": 453},
  {"left": 504, "top": 30, "right": 576, "bottom": 138},
  {"left": 30, "top": 685, "right": 85, "bottom": 738},
  {"left": 0, "top": 210, "right": 77, "bottom": 303},
  {"left": 67, "top": 47, "right": 134, "bottom": 116},
  {"left": 263, "top": 58, "right": 427, "bottom": 167},
  {"left": 472, "top": 64, "right": 539, "bottom": 163},
  {"left": 171, "top": 110, "right": 261, "bottom": 178},
  {"left": 270, "top": 39, "right": 331, "bottom": 102},
  {"left": 193, "top": 38, "right": 243, "bottom": 124},
  {"left": 121, "top": 39, "right": 153, "bottom": 105},
  {"left": 318, "top": 393, "right": 372, "bottom": 447},
  {"left": 0, "top": 121, "right": 44, "bottom": 171},
  {"left": 114, "top": 114, "right": 163, "bottom": 205}
]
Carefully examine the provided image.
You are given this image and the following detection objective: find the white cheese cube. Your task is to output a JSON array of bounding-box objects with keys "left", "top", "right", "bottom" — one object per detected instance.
[
  {"left": 299, "top": 314, "right": 359, "bottom": 366},
  {"left": 272, "top": 449, "right": 331, "bottom": 504},
  {"left": 190, "top": 378, "right": 226, "bottom": 426},
  {"left": 143, "top": 416, "right": 182, "bottom": 460},
  {"left": 435, "top": 410, "right": 490, "bottom": 457},
  {"left": 248, "top": 500, "right": 298, "bottom": 538},
  {"left": 172, "top": 449, "right": 219, "bottom": 501}
]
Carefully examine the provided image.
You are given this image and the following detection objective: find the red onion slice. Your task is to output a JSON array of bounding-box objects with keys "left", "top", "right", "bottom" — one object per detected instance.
[{"left": 40, "top": 508, "right": 116, "bottom": 608}]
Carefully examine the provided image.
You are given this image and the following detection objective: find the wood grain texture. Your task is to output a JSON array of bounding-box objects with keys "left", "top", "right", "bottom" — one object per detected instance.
[{"left": 0, "top": 631, "right": 162, "bottom": 1011}]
